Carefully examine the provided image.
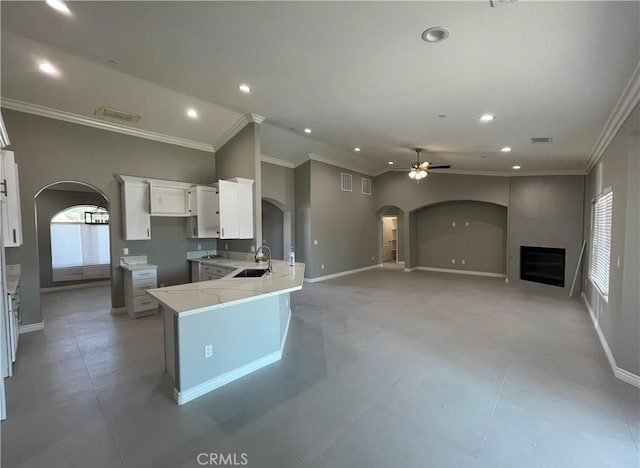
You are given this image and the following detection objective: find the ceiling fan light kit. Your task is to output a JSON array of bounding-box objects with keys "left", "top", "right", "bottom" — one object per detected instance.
[{"left": 406, "top": 148, "right": 451, "bottom": 181}]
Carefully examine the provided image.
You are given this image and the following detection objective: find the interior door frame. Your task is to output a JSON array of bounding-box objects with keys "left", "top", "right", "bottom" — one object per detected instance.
[{"left": 381, "top": 215, "right": 398, "bottom": 263}]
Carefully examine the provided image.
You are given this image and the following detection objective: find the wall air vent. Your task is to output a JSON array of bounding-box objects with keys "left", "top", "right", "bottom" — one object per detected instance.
[
  {"left": 362, "top": 177, "right": 372, "bottom": 195},
  {"left": 341, "top": 172, "right": 353, "bottom": 192},
  {"left": 530, "top": 137, "right": 553, "bottom": 144},
  {"left": 94, "top": 106, "right": 142, "bottom": 123}
]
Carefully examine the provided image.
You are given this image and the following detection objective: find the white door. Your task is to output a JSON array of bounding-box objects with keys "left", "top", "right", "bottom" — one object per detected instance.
[
  {"left": 218, "top": 180, "right": 239, "bottom": 239},
  {"left": 122, "top": 182, "right": 151, "bottom": 240}
]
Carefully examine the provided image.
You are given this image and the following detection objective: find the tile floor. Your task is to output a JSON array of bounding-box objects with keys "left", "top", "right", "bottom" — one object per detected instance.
[{"left": 1, "top": 269, "right": 638, "bottom": 467}]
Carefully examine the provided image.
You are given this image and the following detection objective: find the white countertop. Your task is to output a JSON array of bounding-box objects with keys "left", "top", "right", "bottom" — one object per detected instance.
[
  {"left": 146, "top": 260, "right": 304, "bottom": 317},
  {"left": 120, "top": 255, "right": 158, "bottom": 271}
]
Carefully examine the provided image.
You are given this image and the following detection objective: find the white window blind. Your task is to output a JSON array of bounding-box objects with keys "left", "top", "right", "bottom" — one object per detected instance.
[
  {"left": 589, "top": 191, "right": 613, "bottom": 297},
  {"left": 51, "top": 224, "right": 110, "bottom": 282}
]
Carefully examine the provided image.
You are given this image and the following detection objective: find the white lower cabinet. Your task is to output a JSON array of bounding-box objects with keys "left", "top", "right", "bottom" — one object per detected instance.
[
  {"left": 123, "top": 267, "right": 158, "bottom": 318},
  {"left": 192, "top": 262, "right": 234, "bottom": 282}
]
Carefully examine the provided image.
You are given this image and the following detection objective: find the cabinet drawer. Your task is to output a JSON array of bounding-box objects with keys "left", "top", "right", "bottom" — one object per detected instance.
[
  {"left": 133, "top": 295, "right": 157, "bottom": 312},
  {"left": 132, "top": 269, "right": 157, "bottom": 281},
  {"left": 202, "top": 265, "right": 229, "bottom": 277},
  {"left": 132, "top": 278, "right": 157, "bottom": 296}
]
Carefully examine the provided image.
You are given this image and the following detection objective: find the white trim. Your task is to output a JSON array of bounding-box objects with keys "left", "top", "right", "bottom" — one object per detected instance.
[
  {"left": 19, "top": 321, "right": 45, "bottom": 334},
  {"left": 414, "top": 266, "right": 506, "bottom": 278},
  {"left": 615, "top": 367, "right": 640, "bottom": 388},
  {"left": 377, "top": 168, "right": 586, "bottom": 178},
  {"left": 582, "top": 293, "right": 640, "bottom": 388},
  {"left": 261, "top": 155, "right": 295, "bottom": 168},
  {"left": 213, "top": 113, "right": 265, "bottom": 151},
  {"left": 586, "top": 61, "right": 640, "bottom": 173},
  {"left": 1, "top": 98, "right": 214, "bottom": 153},
  {"left": 309, "top": 153, "right": 375, "bottom": 176},
  {"left": 304, "top": 264, "right": 382, "bottom": 283},
  {"left": 397, "top": 261, "right": 406, "bottom": 266},
  {"left": 281, "top": 308, "right": 291, "bottom": 351},
  {"left": 404, "top": 267, "right": 416, "bottom": 272},
  {"left": 111, "top": 307, "right": 127, "bottom": 315},
  {"left": 174, "top": 350, "right": 281, "bottom": 405},
  {"left": 40, "top": 280, "right": 111, "bottom": 293}
]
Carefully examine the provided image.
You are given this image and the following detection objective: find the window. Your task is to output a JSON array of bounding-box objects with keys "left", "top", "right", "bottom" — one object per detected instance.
[
  {"left": 361, "top": 177, "right": 372, "bottom": 195},
  {"left": 51, "top": 205, "right": 110, "bottom": 282},
  {"left": 341, "top": 172, "right": 352, "bottom": 192},
  {"left": 589, "top": 191, "right": 613, "bottom": 297}
]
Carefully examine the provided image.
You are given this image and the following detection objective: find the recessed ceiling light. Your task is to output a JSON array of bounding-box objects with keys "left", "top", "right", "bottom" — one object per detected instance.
[
  {"left": 354, "top": 147, "right": 361, "bottom": 152},
  {"left": 388, "top": 161, "right": 394, "bottom": 165},
  {"left": 304, "top": 128, "right": 312, "bottom": 134},
  {"left": 186, "top": 108, "right": 199, "bottom": 119},
  {"left": 238, "top": 84, "right": 251, "bottom": 93},
  {"left": 46, "top": 0, "right": 72, "bottom": 16},
  {"left": 512, "top": 165, "right": 521, "bottom": 170},
  {"left": 38, "top": 61, "right": 59, "bottom": 76},
  {"left": 422, "top": 26, "right": 450, "bottom": 43},
  {"left": 479, "top": 114, "right": 495, "bottom": 122},
  {"left": 501, "top": 147, "right": 512, "bottom": 152}
]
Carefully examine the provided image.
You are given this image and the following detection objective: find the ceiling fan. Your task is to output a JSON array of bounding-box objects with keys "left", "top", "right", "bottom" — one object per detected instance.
[{"left": 401, "top": 148, "right": 451, "bottom": 180}]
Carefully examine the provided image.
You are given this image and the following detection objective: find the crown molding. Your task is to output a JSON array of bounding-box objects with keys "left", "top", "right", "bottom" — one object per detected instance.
[
  {"left": 261, "top": 154, "right": 295, "bottom": 168},
  {"left": 1, "top": 98, "right": 214, "bottom": 152},
  {"left": 308, "top": 152, "right": 375, "bottom": 176},
  {"left": 213, "top": 113, "right": 266, "bottom": 151},
  {"left": 586, "top": 61, "right": 640, "bottom": 174},
  {"left": 376, "top": 168, "right": 586, "bottom": 178}
]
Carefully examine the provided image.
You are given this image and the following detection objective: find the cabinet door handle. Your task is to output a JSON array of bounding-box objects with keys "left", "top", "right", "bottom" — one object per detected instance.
[
  {"left": 147, "top": 228, "right": 150, "bottom": 237},
  {"left": 221, "top": 227, "right": 224, "bottom": 237},
  {"left": 0, "top": 179, "right": 6, "bottom": 196},
  {"left": 12, "top": 229, "right": 16, "bottom": 244}
]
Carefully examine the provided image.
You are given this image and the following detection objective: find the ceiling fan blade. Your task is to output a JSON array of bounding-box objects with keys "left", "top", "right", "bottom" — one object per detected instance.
[
  {"left": 419, "top": 161, "right": 429, "bottom": 169},
  {"left": 428, "top": 165, "right": 451, "bottom": 169}
]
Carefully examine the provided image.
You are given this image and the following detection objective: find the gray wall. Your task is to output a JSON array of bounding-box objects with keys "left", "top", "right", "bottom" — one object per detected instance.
[
  {"left": 508, "top": 175, "right": 585, "bottom": 293},
  {"left": 3, "top": 110, "right": 216, "bottom": 325},
  {"left": 294, "top": 162, "right": 311, "bottom": 272},
  {"left": 36, "top": 188, "right": 109, "bottom": 289},
  {"left": 416, "top": 201, "right": 507, "bottom": 274},
  {"left": 583, "top": 104, "right": 639, "bottom": 375},
  {"left": 308, "top": 160, "right": 378, "bottom": 278},
  {"left": 262, "top": 199, "right": 284, "bottom": 260},
  {"left": 215, "top": 123, "right": 262, "bottom": 253}
]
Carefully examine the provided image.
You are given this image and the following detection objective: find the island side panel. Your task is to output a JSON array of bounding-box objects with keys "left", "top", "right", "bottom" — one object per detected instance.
[
  {"left": 279, "top": 293, "right": 291, "bottom": 348},
  {"left": 162, "top": 305, "right": 177, "bottom": 381},
  {"left": 176, "top": 295, "right": 281, "bottom": 400}
]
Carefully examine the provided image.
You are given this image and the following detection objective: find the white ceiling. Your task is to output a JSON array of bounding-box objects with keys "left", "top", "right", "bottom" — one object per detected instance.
[{"left": 1, "top": 1, "right": 638, "bottom": 174}]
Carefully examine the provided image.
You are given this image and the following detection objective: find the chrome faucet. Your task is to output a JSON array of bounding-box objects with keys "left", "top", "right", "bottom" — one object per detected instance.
[{"left": 255, "top": 245, "right": 272, "bottom": 273}]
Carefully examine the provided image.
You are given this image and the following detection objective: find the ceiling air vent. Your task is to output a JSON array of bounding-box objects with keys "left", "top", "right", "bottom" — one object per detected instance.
[
  {"left": 530, "top": 137, "right": 553, "bottom": 144},
  {"left": 94, "top": 106, "right": 142, "bottom": 123}
]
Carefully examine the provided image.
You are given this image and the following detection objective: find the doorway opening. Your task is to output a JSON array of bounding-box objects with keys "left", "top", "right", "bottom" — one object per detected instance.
[
  {"left": 35, "top": 181, "right": 112, "bottom": 299},
  {"left": 382, "top": 216, "right": 398, "bottom": 264},
  {"left": 261, "top": 198, "right": 292, "bottom": 261}
]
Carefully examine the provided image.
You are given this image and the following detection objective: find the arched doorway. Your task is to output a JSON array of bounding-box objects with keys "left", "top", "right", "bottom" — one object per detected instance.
[
  {"left": 35, "top": 181, "right": 111, "bottom": 296},
  {"left": 375, "top": 205, "right": 405, "bottom": 266},
  {"left": 261, "top": 198, "right": 292, "bottom": 261}
]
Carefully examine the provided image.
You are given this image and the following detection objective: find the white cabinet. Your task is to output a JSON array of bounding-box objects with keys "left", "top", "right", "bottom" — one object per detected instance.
[
  {"left": 217, "top": 178, "right": 254, "bottom": 239},
  {"left": 150, "top": 182, "right": 190, "bottom": 217},
  {"left": 200, "top": 263, "right": 234, "bottom": 281},
  {"left": 188, "top": 186, "right": 219, "bottom": 238},
  {"left": 123, "top": 267, "right": 158, "bottom": 318},
  {"left": 120, "top": 179, "right": 151, "bottom": 240},
  {"left": 1, "top": 151, "right": 22, "bottom": 247}
]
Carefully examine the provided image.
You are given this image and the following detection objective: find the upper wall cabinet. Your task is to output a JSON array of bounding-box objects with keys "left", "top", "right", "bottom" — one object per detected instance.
[
  {"left": 150, "top": 182, "right": 190, "bottom": 217},
  {"left": 119, "top": 177, "right": 151, "bottom": 240},
  {"left": 1, "top": 151, "right": 23, "bottom": 247},
  {"left": 188, "top": 186, "right": 219, "bottom": 238},
  {"left": 217, "top": 178, "right": 254, "bottom": 239}
]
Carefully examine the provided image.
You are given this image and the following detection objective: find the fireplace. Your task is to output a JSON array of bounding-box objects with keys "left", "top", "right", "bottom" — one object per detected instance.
[{"left": 520, "top": 246, "right": 565, "bottom": 287}]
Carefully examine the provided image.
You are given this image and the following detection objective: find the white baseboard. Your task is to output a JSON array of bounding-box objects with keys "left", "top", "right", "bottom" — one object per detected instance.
[
  {"left": 404, "top": 267, "right": 416, "bottom": 272},
  {"left": 111, "top": 307, "right": 127, "bottom": 315},
  {"left": 414, "top": 266, "right": 506, "bottom": 278},
  {"left": 41, "top": 280, "right": 110, "bottom": 293},
  {"left": 304, "top": 264, "right": 382, "bottom": 283},
  {"left": 174, "top": 350, "right": 282, "bottom": 405},
  {"left": 397, "top": 261, "right": 405, "bottom": 266},
  {"left": 19, "top": 321, "right": 45, "bottom": 334},
  {"left": 582, "top": 293, "right": 640, "bottom": 388}
]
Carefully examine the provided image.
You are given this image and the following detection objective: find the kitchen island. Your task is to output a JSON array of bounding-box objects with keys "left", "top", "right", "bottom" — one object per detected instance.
[{"left": 146, "top": 259, "right": 304, "bottom": 405}]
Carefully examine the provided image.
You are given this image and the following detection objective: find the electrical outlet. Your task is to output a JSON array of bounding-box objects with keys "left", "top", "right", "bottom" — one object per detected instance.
[
  {"left": 372, "top": 256, "right": 375, "bottom": 261},
  {"left": 250, "top": 245, "right": 255, "bottom": 253},
  {"left": 204, "top": 344, "right": 213, "bottom": 358},
  {"left": 321, "top": 264, "right": 325, "bottom": 270},
  {"left": 465, "top": 221, "right": 469, "bottom": 227},
  {"left": 461, "top": 260, "right": 465, "bottom": 265},
  {"left": 197, "top": 244, "right": 202, "bottom": 250},
  {"left": 314, "top": 240, "right": 318, "bottom": 245},
  {"left": 123, "top": 247, "right": 129, "bottom": 255},
  {"left": 451, "top": 259, "right": 456, "bottom": 264},
  {"left": 225, "top": 244, "right": 228, "bottom": 250},
  {"left": 452, "top": 222, "right": 456, "bottom": 227}
]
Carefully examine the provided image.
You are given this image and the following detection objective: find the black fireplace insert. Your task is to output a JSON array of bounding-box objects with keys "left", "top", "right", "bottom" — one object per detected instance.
[{"left": 520, "top": 246, "right": 565, "bottom": 287}]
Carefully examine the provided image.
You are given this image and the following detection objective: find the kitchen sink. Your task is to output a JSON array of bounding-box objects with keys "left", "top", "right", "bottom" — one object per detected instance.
[{"left": 233, "top": 268, "right": 268, "bottom": 278}]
